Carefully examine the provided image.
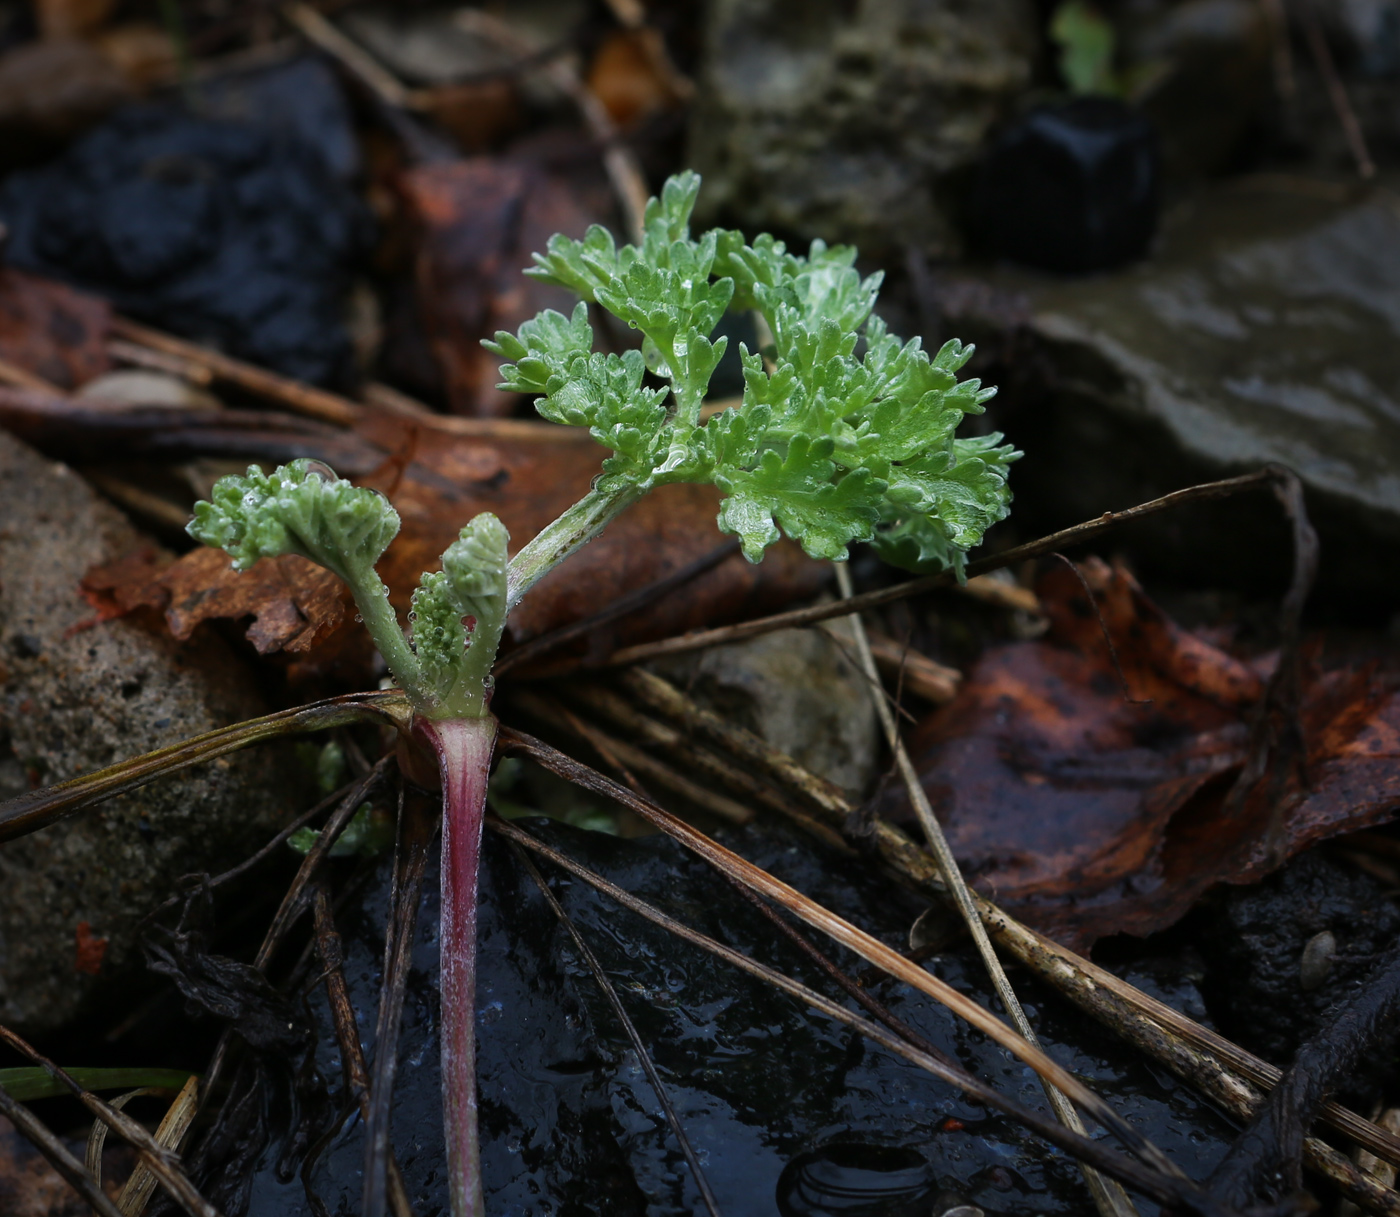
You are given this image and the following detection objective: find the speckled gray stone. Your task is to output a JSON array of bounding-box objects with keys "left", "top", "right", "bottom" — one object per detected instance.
[
  {"left": 0, "top": 430, "right": 287, "bottom": 1031},
  {"left": 686, "top": 0, "right": 1037, "bottom": 258},
  {"left": 660, "top": 624, "right": 879, "bottom": 801}
]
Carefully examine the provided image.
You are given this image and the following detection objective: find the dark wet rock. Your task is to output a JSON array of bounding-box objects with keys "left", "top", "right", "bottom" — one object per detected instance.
[
  {"left": 656, "top": 625, "right": 879, "bottom": 800},
  {"left": 1195, "top": 850, "right": 1400, "bottom": 1102},
  {"left": 686, "top": 0, "right": 1038, "bottom": 259},
  {"left": 981, "top": 179, "right": 1400, "bottom": 608},
  {"left": 189, "top": 54, "right": 361, "bottom": 185},
  {"left": 0, "top": 104, "right": 371, "bottom": 387},
  {"left": 211, "top": 816, "right": 1235, "bottom": 1216},
  {"left": 0, "top": 430, "right": 288, "bottom": 1031},
  {"left": 971, "top": 98, "right": 1160, "bottom": 274}
]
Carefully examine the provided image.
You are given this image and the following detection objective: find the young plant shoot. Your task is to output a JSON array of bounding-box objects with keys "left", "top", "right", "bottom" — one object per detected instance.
[{"left": 187, "top": 172, "right": 1017, "bottom": 1217}]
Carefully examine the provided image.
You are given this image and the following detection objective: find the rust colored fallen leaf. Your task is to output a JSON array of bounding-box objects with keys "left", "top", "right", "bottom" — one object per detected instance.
[
  {"left": 82, "top": 547, "right": 349, "bottom": 656},
  {"left": 0, "top": 268, "right": 110, "bottom": 390},
  {"left": 82, "top": 411, "right": 825, "bottom": 679},
  {"left": 890, "top": 558, "right": 1400, "bottom": 949},
  {"left": 397, "top": 159, "right": 602, "bottom": 417}
]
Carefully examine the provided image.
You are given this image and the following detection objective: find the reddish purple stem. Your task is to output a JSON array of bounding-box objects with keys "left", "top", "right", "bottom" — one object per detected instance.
[{"left": 417, "top": 714, "right": 498, "bottom": 1217}]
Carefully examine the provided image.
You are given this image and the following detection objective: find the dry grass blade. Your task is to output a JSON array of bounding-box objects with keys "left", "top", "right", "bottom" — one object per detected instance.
[
  {"left": 487, "top": 815, "right": 1224, "bottom": 1215},
  {"left": 558, "top": 683, "right": 849, "bottom": 848},
  {"left": 514, "top": 690, "right": 754, "bottom": 824},
  {"left": 0, "top": 1024, "right": 220, "bottom": 1217},
  {"left": 118, "top": 1075, "right": 200, "bottom": 1216},
  {"left": 0, "top": 690, "right": 408, "bottom": 845},
  {"left": 600, "top": 468, "right": 1282, "bottom": 668},
  {"left": 497, "top": 727, "right": 1185, "bottom": 1182},
  {"left": 509, "top": 842, "right": 724, "bottom": 1217},
  {"left": 0, "top": 1082, "right": 125, "bottom": 1217},
  {"left": 831, "top": 563, "right": 1139, "bottom": 1217}
]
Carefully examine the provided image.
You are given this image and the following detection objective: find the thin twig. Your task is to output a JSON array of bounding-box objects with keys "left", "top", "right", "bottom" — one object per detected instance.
[
  {"left": 488, "top": 815, "right": 1222, "bottom": 1215},
  {"left": 598, "top": 469, "right": 1285, "bottom": 669},
  {"left": 496, "top": 540, "right": 741, "bottom": 677},
  {"left": 0, "top": 355, "right": 64, "bottom": 393},
  {"left": 510, "top": 842, "right": 723, "bottom": 1217},
  {"left": 144, "top": 770, "right": 381, "bottom": 928},
  {"left": 1296, "top": 0, "right": 1376, "bottom": 179},
  {"left": 108, "top": 316, "right": 363, "bottom": 427},
  {"left": 255, "top": 756, "right": 395, "bottom": 971},
  {"left": 832, "top": 563, "right": 1138, "bottom": 1217}
]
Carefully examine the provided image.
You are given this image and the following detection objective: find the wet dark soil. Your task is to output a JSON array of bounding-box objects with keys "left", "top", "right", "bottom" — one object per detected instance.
[{"left": 198, "top": 816, "right": 1237, "bottom": 1217}]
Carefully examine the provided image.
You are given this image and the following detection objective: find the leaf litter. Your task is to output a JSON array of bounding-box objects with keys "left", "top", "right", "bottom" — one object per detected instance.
[{"left": 888, "top": 556, "right": 1400, "bottom": 949}]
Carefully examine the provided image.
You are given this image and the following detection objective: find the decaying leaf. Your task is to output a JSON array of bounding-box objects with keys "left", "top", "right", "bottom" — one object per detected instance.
[
  {"left": 82, "top": 411, "right": 826, "bottom": 674},
  {"left": 397, "top": 159, "right": 602, "bottom": 417},
  {"left": 890, "top": 558, "right": 1400, "bottom": 948},
  {"left": 0, "top": 267, "right": 110, "bottom": 389},
  {"left": 81, "top": 546, "right": 349, "bottom": 656}
]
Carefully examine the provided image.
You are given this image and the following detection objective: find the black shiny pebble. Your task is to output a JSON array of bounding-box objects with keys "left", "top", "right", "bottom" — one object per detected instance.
[{"left": 970, "top": 96, "right": 1159, "bottom": 275}]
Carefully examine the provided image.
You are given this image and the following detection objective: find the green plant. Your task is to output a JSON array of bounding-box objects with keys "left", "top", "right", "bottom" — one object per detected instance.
[{"left": 113, "top": 173, "right": 1018, "bottom": 1217}]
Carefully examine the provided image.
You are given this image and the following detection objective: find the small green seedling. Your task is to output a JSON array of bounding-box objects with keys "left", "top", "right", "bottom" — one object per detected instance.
[{"left": 186, "top": 172, "right": 1016, "bottom": 1217}]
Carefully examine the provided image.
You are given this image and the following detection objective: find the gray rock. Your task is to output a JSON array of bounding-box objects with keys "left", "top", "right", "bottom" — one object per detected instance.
[
  {"left": 686, "top": 0, "right": 1038, "bottom": 259},
  {"left": 988, "top": 179, "right": 1400, "bottom": 602},
  {"left": 660, "top": 624, "right": 879, "bottom": 801},
  {"left": 0, "top": 431, "right": 287, "bottom": 1031}
]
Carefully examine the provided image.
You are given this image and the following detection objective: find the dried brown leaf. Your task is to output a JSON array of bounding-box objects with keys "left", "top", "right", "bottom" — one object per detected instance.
[
  {"left": 0, "top": 269, "right": 110, "bottom": 390},
  {"left": 891, "top": 558, "right": 1400, "bottom": 947}
]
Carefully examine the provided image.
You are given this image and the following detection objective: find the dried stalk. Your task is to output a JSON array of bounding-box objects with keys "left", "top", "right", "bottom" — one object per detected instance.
[
  {"left": 831, "top": 562, "right": 1138, "bottom": 1217},
  {"left": 559, "top": 682, "right": 848, "bottom": 849},
  {"left": 996, "top": 912, "right": 1400, "bottom": 1216},
  {"left": 601, "top": 469, "right": 1284, "bottom": 668},
  {"left": 516, "top": 689, "right": 753, "bottom": 823},
  {"left": 109, "top": 316, "right": 362, "bottom": 427}
]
